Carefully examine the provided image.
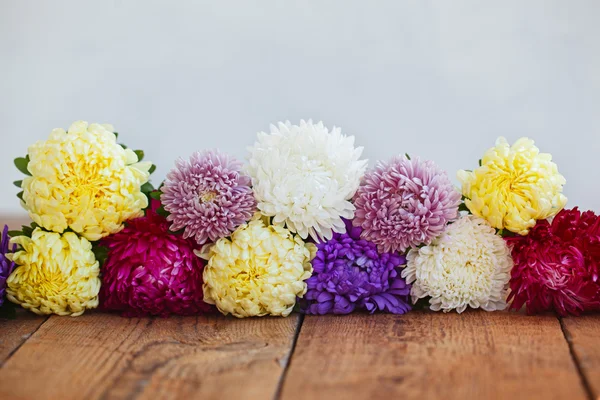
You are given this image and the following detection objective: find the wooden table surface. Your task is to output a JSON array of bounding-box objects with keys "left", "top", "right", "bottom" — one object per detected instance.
[{"left": 1, "top": 217, "right": 599, "bottom": 400}]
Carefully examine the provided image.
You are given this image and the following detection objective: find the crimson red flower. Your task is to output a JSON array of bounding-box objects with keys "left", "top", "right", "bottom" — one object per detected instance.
[
  {"left": 506, "top": 207, "right": 600, "bottom": 316},
  {"left": 100, "top": 200, "right": 212, "bottom": 317}
]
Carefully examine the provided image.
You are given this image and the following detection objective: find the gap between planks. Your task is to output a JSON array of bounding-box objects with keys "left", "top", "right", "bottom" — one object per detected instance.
[
  {"left": 278, "top": 311, "right": 595, "bottom": 400},
  {"left": 0, "top": 312, "right": 303, "bottom": 400},
  {"left": 1, "top": 308, "right": 599, "bottom": 400},
  {"left": 560, "top": 316, "right": 600, "bottom": 400}
]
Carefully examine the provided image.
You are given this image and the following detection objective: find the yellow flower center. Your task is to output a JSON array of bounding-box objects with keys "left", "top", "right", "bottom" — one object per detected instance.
[{"left": 199, "top": 190, "right": 218, "bottom": 203}]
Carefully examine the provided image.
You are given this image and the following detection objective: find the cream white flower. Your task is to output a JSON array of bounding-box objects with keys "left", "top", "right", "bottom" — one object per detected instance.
[
  {"left": 401, "top": 215, "right": 512, "bottom": 313},
  {"left": 247, "top": 120, "right": 367, "bottom": 241}
]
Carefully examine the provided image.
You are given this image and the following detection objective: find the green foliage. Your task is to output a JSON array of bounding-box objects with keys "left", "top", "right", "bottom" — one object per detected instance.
[
  {"left": 140, "top": 182, "right": 154, "bottom": 194},
  {"left": 14, "top": 156, "right": 31, "bottom": 176},
  {"left": 149, "top": 164, "right": 156, "bottom": 174},
  {"left": 92, "top": 244, "right": 109, "bottom": 267},
  {"left": 134, "top": 150, "right": 144, "bottom": 161},
  {"left": 8, "top": 222, "right": 40, "bottom": 239},
  {"left": 405, "top": 153, "right": 411, "bottom": 160},
  {"left": 458, "top": 203, "right": 470, "bottom": 213},
  {"left": 13, "top": 180, "right": 23, "bottom": 188},
  {"left": 156, "top": 205, "right": 169, "bottom": 218}
]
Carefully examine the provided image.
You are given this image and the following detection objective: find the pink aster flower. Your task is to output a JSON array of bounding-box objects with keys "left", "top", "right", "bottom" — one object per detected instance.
[
  {"left": 161, "top": 150, "right": 256, "bottom": 245},
  {"left": 100, "top": 200, "right": 212, "bottom": 317},
  {"left": 353, "top": 155, "right": 461, "bottom": 253}
]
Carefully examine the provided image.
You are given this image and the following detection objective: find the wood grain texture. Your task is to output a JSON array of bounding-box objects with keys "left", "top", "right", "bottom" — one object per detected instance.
[
  {"left": 0, "top": 309, "right": 47, "bottom": 366},
  {"left": 561, "top": 315, "right": 600, "bottom": 399},
  {"left": 0, "top": 312, "right": 301, "bottom": 400},
  {"left": 280, "top": 311, "right": 589, "bottom": 400}
]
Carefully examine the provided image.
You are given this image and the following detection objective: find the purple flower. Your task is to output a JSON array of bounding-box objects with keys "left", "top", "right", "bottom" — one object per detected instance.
[
  {"left": 353, "top": 155, "right": 461, "bottom": 253},
  {"left": 302, "top": 220, "right": 411, "bottom": 315},
  {"left": 0, "top": 225, "right": 16, "bottom": 307},
  {"left": 161, "top": 150, "right": 256, "bottom": 245}
]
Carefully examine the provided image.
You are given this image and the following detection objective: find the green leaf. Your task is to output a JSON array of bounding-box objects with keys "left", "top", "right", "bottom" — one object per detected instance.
[
  {"left": 134, "top": 150, "right": 144, "bottom": 161},
  {"left": 13, "top": 180, "right": 23, "bottom": 188},
  {"left": 119, "top": 143, "right": 128, "bottom": 150},
  {"left": 14, "top": 157, "right": 31, "bottom": 176},
  {"left": 21, "top": 225, "right": 33, "bottom": 237},
  {"left": 149, "top": 191, "right": 162, "bottom": 200},
  {"left": 149, "top": 164, "right": 156, "bottom": 174},
  {"left": 458, "top": 203, "right": 470, "bottom": 213},
  {"left": 156, "top": 206, "right": 169, "bottom": 218},
  {"left": 405, "top": 153, "right": 411, "bottom": 160},
  {"left": 140, "top": 182, "right": 154, "bottom": 194},
  {"left": 16, "top": 191, "right": 24, "bottom": 201},
  {"left": 92, "top": 244, "right": 109, "bottom": 267},
  {"left": 478, "top": 159, "right": 482, "bottom": 167},
  {"left": 113, "top": 132, "right": 119, "bottom": 139},
  {"left": 7, "top": 230, "right": 22, "bottom": 237}
]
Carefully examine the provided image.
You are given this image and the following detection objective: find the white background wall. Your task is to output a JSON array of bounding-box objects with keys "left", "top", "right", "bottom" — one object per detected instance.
[{"left": 1, "top": 1, "right": 599, "bottom": 215}]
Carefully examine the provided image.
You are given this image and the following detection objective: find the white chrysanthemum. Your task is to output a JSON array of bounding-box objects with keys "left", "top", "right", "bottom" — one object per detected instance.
[
  {"left": 401, "top": 215, "right": 512, "bottom": 313},
  {"left": 247, "top": 120, "right": 367, "bottom": 241}
]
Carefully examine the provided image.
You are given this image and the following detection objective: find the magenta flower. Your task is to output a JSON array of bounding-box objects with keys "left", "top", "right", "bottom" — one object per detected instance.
[
  {"left": 161, "top": 150, "right": 256, "bottom": 245},
  {"left": 506, "top": 207, "right": 600, "bottom": 316},
  {"left": 100, "top": 200, "right": 212, "bottom": 317},
  {"left": 353, "top": 155, "right": 461, "bottom": 253}
]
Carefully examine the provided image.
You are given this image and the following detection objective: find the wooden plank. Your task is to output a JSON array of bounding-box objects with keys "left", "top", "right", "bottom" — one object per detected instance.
[
  {"left": 1, "top": 215, "right": 47, "bottom": 367},
  {"left": 0, "top": 309, "right": 47, "bottom": 366},
  {"left": 0, "top": 312, "right": 301, "bottom": 400},
  {"left": 280, "top": 311, "right": 588, "bottom": 400},
  {"left": 561, "top": 315, "right": 600, "bottom": 399}
]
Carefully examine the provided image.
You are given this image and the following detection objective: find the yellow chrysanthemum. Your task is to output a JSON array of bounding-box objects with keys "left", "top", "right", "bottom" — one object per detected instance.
[
  {"left": 201, "top": 216, "right": 315, "bottom": 318},
  {"left": 21, "top": 121, "right": 152, "bottom": 241},
  {"left": 457, "top": 137, "right": 567, "bottom": 235},
  {"left": 6, "top": 228, "right": 100, "bottom": 316}
]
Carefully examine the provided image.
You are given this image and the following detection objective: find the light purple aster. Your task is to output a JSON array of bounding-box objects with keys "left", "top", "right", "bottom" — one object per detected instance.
[
  {"left": 302, "top": 219, "right": 411, "bottom": 315},
  {"left": 353, "top": 155, "right": 461, "bottom": 253},
  {"left": 0, "top": 225, "right": 16, "bottom": 307},
  {"left": 161, "top": 150, "right": 256, "bottom": 245}
]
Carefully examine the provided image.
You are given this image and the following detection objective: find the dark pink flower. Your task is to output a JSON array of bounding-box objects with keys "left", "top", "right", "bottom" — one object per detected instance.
[
  {"left": 100, "top": 200, "right": 212, "bottom": 317},
  {"left": 507, "top": 207, "right": 600, "bottom": 316}
]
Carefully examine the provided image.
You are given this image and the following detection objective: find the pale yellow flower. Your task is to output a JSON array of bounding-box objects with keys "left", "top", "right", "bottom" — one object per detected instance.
[
  {"left": 21, "top": 121, "right": 152, "bottom": 241},
  {"left": 6, "top": 228, "right": 100, "bottom": 316},
  {"left": 457, "top": 137, "right": 567, "bottom": 234},
  {"left": 201, "top": 215, "right": 315, "bottom": 318}
]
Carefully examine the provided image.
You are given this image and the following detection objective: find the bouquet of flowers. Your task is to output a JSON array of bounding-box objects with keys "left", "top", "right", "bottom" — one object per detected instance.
[{"left": 2, "top": 120, "right": 597, "bottom": 318}]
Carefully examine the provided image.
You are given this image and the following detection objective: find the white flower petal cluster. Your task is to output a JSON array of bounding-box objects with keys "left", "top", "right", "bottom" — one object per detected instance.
[
  {"left": 401, "top": 215, "right": 512, "bottom": 313},
  {"left": 247, "top": 120, "right": 367, "bottom": 241}
]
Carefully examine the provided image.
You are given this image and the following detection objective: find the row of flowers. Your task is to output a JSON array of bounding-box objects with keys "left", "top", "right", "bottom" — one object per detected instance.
[{"left": 0, "top": 120, "right": 598, "bottom": 318}]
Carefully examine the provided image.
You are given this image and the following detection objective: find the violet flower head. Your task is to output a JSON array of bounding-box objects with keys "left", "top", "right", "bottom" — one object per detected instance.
[
  {"left": 302, "top": 219, "right": 411, "bottom": 315},
  {"left": 0, "top": 225, "right": 16, "bottom": 307},
  {"left": 353, "top": 155, "right": 461, "bottom": 253},
  {"left": 100, "top": 201, "right": 212, "bottom": 317},
  {"left": 161, "top": 150, "right": 256, "bottom": 245}
]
